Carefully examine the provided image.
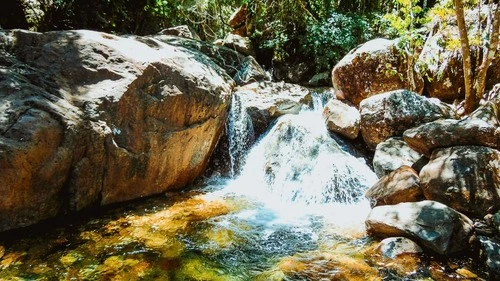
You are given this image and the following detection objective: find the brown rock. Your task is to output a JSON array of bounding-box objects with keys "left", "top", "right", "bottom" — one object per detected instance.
[
  {"left": 0, "top": 29, "right": 234, "bottom": 231},
  {"left": 228, "top": 6, "right": 248, "bottom": 36},
  {"left": 365, "top": 166, "right": 422, "bottom": 208},
  {"left": 417, "top": 28, "right": 470, "bottom": 102},
  {"left": 332, "top": 38, "right": 423, "bottom": 106},
  {"left": 420, "top": 146, "right": 500, "bottom": 217},
  {"left": 322, "top": 99, "right": 360, "bottom": 139}
]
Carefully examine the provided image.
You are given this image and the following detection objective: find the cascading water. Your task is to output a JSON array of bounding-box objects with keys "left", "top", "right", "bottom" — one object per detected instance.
[
  {"left": 227, "top": 93, "right": 255, "bottom": 176},
  {"left": 0, "top": 91, "right": 478, "bottom": 280},
  {"left": 225, "top": 93, "right": 377, "bottom": 207}
]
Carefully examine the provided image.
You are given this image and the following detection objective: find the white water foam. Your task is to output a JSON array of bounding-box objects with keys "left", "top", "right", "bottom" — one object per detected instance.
[{"left": 211, "top": 94, "right": 378, "bottom": 231}]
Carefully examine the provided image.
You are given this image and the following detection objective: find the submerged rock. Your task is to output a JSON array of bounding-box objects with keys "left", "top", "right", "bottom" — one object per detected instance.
[
  {"left": 365, "top": 237, "right": 423, "bottom": 277},
  {"left": 373, "top": 137, "right": 424, "bottom": 177},
  {"left": 359, "top": 89, "right": 453, "bottom": 149},
  {"left": 420, "top": 146, "right": 500, "bottom": 217},
  {"left": 366, "top": 200, "right": 473, "bottom": 255},
  {"left": 332, "top": 38, "right": 423, "bottom": 106},
  {"left": 322, "top": 99, "right": 360, "bottom": 139},
  {"left": 0, "top": 29, "right": 234, "bottom": 231},
  {"left": 257, "top": 252, "right": 381, "bottom": 281},
  {"left": 365, "top": 166, "right": 422, "bottom": 208}
]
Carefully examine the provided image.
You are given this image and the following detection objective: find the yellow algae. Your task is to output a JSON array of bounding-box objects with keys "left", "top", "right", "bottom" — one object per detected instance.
[
  {"left": 32, "top": 263, "right": 52, "bottom": 275},
  {"left": 95, "top": 256, "right": 150, "bottom": 280},
  {"left": 278, "top": 256, "right": 308, "bottom": 272},
  {"left": 0, "top": 245, "right": 4, "bottom": 258},
  {"left": 0, "top": 252, "right": 25, "bottom": 270},
  {"left": 456, "top": 267, "right": 478, "bottom": 279},
  {"left": 270, "top": 251, "right": 381, "bottom": 281},
  {"left": 200, "top": 227, "right": 239, "bottom": 254},
  {"left": 79, "top": 230, "right": 102, "bottom": 242},
  {"left": 60, "top": 251, "right": 82, "bottom": 266},
  {"left": 254, "top": 269, "right": 286, "bottom": 281},
  {"left": 176, "top": 258, "right": 233, "bottom": 281},
  {"left": 364, "top": 243, "right": 422, "bottom": 276}
]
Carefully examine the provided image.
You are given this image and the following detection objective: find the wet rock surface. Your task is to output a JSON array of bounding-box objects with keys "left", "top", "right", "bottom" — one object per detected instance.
[{"left": 322, "top": 99, "right": 360, "bottom": 140}]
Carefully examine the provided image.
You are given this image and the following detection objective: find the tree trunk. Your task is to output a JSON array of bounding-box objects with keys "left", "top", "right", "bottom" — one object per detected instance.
[
  {"left": 455, "top": 0, "right": 475, "bottom": 114},
  {"left": 474, "top": 3, "right": 500, "bottom": 102}
]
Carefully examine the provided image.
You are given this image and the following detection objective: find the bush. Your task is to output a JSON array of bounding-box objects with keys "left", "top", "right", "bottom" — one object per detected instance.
[{"left": 304, "top": 12, "right": 373, "bottom": 72}]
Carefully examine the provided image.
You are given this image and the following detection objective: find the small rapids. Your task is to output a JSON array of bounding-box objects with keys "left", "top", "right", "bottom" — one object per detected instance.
[{"left": 0, "top": 92, "right": 481, "bottom": 280}]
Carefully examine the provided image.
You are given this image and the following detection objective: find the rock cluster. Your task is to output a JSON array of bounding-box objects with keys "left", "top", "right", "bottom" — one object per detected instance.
[{"left": 328, "top": 35, "right": 500, "bottom": 279}]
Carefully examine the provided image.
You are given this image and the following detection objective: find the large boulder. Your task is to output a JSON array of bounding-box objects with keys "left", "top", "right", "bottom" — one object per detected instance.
[
  {"left": 404, "top": 100, "right": 500, "bottom": 156},
  {"left": 322, "top": 99, "right": 360, "bottom": 139},
  {"left": 366, "top": 200, "right": 474, "bottom": 255},
  {"left": 0, "top": 29, "right": 234, "bottom": 231},
  {"left": 332, "top": 38, "right": 424, "bottom": 106},
  {"left": 420, "top": 146, "right": 500, "bottom": 217},
  {"left": 365, "top": 166, "right": 423, "bottom": 208},
  {"left": 360, "top": 89, "right": 454, "bottom": 149},
  {"left": 417, "top": 28, "right": 468, "bottom": 102},
  {"left": 154, "top": 34, "right": 249, "bottom": 79},
  {"left": 418, "top": 6, "right": 500, "bottom": 102}
]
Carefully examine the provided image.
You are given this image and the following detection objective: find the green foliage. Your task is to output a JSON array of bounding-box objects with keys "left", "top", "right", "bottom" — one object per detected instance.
[
  {"left": 17, "top": 0, "right": 404, "bottom": 75},
  {"left": 304, "top": 12, "right": 372, "bottom": 72},
  {"left": 146, "top": 0, "right": 242, "bottom": 40},
  {"left": 246, "top": 0, "right": 376, "bottom": 70}
]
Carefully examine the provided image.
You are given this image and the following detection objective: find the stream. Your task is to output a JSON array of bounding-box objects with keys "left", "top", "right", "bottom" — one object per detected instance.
[{"left": 0, "top": 94, "right": 483, "bottom": 280}]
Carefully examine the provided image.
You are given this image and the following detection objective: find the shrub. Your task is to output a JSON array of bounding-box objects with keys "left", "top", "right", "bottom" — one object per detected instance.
[{"left": 304, "top": 12, "right": 373, "bottom": 72}]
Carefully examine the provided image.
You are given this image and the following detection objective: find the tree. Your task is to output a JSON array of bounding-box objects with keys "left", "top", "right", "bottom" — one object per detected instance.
[{"left": 455, "top": 0, "right": 500, "bottom": 114}]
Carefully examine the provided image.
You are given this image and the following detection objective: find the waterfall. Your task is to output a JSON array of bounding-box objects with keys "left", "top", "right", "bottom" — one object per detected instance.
[
  {"left": 224, "top": 93, "right": 378, "bottom": 207},
  {"left": 227, "top": 93, "right": 255, "bottom": 176}
]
